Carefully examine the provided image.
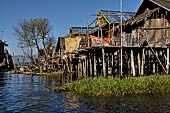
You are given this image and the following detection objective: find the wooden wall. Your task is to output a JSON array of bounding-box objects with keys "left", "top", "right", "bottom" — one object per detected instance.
[{"left": 144, "top": 18, "right": 170, "bottom": 47}]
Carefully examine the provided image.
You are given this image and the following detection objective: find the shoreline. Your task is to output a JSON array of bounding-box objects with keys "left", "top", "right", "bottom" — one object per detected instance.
[{"left": 7, "top": 70, "right": 64, "bottom": 76}]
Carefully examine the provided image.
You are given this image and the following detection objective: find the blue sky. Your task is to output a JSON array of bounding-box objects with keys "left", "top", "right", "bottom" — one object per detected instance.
[{"left": 0, "top": 0, "right": 141, "bottom": 55}]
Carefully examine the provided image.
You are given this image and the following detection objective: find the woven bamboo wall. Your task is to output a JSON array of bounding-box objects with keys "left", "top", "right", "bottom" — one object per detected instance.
[{"left": 65, "top": 36, "right": 82, "bottom": 53}]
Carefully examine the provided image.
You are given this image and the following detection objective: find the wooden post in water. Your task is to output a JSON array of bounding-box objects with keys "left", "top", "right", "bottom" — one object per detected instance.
[
  {"left": 94, "top": 54, "right": 97, "bottom": 76},
  {"left": 12, "top": 52, "right": 16, "bottom": 71},
  {"left": 91, "top": 53, "right": 94, "bottom": 77},
  {"left": 85, "top": 56, "right": 87, "bottom": 77},
  {"left": 79, "top": 58, "right": 82, "bottom": 78},
  {"left": 131, "top": 49, "right": 136, "bottom": 76},
  {"left": 138, "top": 50, "right": 141, "bottom": 76},
  {"left": 87, "top": 53, "right": 90, "bottom": 77},
  {"left": 70, "top": 56, "right": 73, "bottom": 73},
  {"left": 117, "top": 51, "right": 120, "bottom": 76},
  {"left": 153, "top": 49, "right": 156, "bottom": 74},
  {"left": 111, "top": 53, "right": 114, "bottom": 77},
  {"left": 108, "top": 53, "right": 111, "bottom": 75},
  {"left": 155, "top": 50, "right": 158, "bottom": 74},
  {"left": 148, "top": 50, "right": 151, "bottom": 74},
  {"left": 153, "top": 59, "right": 156, "bottom": 74},
  {"left": 77, "top": 60, "right": 79, "bottom": 78},
  {"left": 102, "top": 48, "right": 106, "bottom": 77},
  {"left": 167, "top": 47, "right": 170, "bottom": 74},
  {"left": 89, "top": 53, "right": 93, "bottom": 77},
  {"left": 141, "top": 48, "right": 145, "bottom": 75},
  {"left": 106, "top": 54, "right": 109, "bottom": 77},
  {"left": 81, "top": 59, "right": 84, "bottom": 77}
]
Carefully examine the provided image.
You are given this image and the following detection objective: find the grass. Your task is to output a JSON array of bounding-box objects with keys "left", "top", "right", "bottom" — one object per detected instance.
[
  {"left": 57, "top": 75, "right": 170, "bottom": 97},
  {"left": 37, "top": 71, "right": 63, "bottom": 76}
]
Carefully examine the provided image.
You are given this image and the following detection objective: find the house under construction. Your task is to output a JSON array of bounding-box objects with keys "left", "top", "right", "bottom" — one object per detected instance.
[{"left": 56, "top": 0, "right": 170, "bottom": 77}]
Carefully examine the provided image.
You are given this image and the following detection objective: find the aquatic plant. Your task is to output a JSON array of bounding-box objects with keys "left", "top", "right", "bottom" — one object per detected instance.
[{"left": 57, "top": 75, "right": 170, "bottom": 96}]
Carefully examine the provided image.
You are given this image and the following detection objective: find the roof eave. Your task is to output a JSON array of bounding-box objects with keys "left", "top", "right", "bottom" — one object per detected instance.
[
  {"left": 149, "top": 0, "right": 170, "bottom": 12},
  {"left": 134, "top": 0, "right": 145, "bottom": 17}
]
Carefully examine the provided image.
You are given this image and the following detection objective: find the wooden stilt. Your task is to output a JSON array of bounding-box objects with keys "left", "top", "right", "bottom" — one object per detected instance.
[
  {"left": 79, "top": 59, "right": 82, "bottom": 78},
  {"left": 167, "top": 47, "right": 170, "bottom": 74},
  {"left": 108, "top": 53, "right": 111, "bottom": 75},
  {"left": 153, "top": 55, "right": 156, "bottom": 74},
  {"left": 131, "top": 49, "right": 136, "bottom": 77},
  {"left": 111, "top": 53, "right": 114, "bottom": 77},
  {"left": 89, "top": 53, "right": 92, "bottom": 77},
  {"left": 102, "top": 48, "right": 106, "bottom": 77},
  {"left": 158, "top": 50, "right": 161, "bottom": 74},
  {"left": 148, "top": 50, "right": 151, "bottom": 74},
  {"left": 127, "top": 51, "right": 131, "bottom": 76},
  {"left": 77, "top": 60, "right": 80, "bottom": 78},
  {"left": 138, "top": 50, "right": 141, "bottom": 76},
  {"left": 94, "top": 54, "right": 97, "bottom": 77},
  {"left": 117, "top": 51, "right": 120, "bottom": 76},
  {"left": 141, "top": 48, "right": 145, "bottom": 75},
  {"left": 91, "top": 53, "right": 94, "bottom": 77},
  {"left": 155, "top": 50, "right": 158, "bottom": 74},
  {"left": 70, "top": 56, "right": 73, "bottom": 73},
  {"left": 85, "top": 56, "right": 87, "bottom": 77},
  {"left": 81, "top": 59, "right": 84, "bottom": 77},
  {"left": 106, "top": 54, "right": 109, "bottom": 77},
  {"left": 87, "top": 54, "right": 89, "bottom": 77}
]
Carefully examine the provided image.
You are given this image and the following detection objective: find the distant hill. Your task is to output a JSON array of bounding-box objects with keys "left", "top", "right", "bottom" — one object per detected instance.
[{"left": 13, "top": 55, "right": 37, "bottom": 64}]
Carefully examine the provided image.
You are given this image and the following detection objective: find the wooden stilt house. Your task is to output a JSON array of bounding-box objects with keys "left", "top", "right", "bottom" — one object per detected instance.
[
  {"left": 0, "top": 40, "right": 7, "bottom": 63},
  {"left": 125, "top": 0, "right": 170, "bottom": 47}
]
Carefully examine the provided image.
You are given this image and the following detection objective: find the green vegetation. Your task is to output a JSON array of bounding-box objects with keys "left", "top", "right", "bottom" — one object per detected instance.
[
  {"left": 57, "top": 75, "right": 170, "bottom": 96},
  {"left": 37, "top": 72, "right": 63, "bottom": 76}
]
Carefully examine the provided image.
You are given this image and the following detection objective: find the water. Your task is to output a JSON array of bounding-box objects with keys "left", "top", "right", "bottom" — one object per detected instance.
[{"left": 0, "top": 73, "right": 170, "bottom": 113}]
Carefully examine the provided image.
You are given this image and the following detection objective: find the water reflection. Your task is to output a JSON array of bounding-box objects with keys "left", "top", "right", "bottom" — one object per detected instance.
[{"left": 0, "top": 73, "right": 170, "bottom": 113}]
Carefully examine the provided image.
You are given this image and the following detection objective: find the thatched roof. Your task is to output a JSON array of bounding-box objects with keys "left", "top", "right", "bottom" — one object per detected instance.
[
  {"left": 126, "top": 0, "right": 170, "bottom": 26},
  {"left": 151, "top": 0, "right": 170, "bottom": 11},
  {"left": 126, "top": 7, "right": 160, "bottom": 25}
]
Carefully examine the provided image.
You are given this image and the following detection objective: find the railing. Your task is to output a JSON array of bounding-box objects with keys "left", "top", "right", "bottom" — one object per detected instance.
[{"left": 79, "top": 33, "right": 148, "bottom": 49}]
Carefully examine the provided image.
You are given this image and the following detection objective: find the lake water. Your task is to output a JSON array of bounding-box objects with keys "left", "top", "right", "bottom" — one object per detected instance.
[{"left": 0, "top": 73, "right": 170, "bottom": 113}]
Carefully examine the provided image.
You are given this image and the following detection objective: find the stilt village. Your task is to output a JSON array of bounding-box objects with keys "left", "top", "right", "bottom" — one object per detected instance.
[
  {"left": 56, "top": 0, "right": 170, "bottom": 78},
  {"left": 1, "top": 0, "right": 170, "bottom": 78}
]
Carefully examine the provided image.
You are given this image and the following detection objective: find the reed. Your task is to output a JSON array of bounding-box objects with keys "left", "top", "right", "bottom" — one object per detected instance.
[{"left": 57, "top": 75, "right": 170, "bottom": 96}]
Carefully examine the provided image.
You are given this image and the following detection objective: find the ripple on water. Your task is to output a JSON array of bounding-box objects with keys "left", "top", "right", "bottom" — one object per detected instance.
[{"left": 0, "top": 74, "right": 170, "bottom": 113}]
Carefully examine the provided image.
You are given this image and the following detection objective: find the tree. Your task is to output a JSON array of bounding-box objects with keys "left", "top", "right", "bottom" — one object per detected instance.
[{"left": 13, "top": 18, "right": 56, "bottom": 72}]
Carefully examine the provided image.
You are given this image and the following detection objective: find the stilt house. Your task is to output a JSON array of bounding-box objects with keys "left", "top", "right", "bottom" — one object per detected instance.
[
  {"left": 0, "top": 40, "right": 7, "bottom": 63},
  {"left": 125, "top": 0, "right": 170, "bottom": 47}
]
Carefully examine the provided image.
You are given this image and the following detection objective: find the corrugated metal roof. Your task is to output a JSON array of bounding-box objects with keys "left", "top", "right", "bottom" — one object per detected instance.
[
  {"left": 70, "top": 27, "right": 94, "bottom": 35},
  {"left": 99, "top": 10, "right": 135, "bottom": 23}
]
